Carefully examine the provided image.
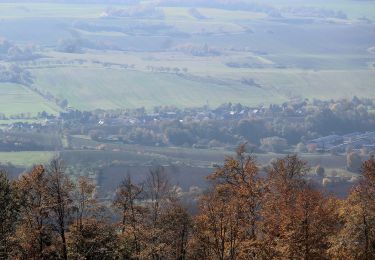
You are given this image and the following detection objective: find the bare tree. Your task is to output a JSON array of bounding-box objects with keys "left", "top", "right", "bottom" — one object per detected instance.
[
  {"left": 113, "top": 174, "right": 144, "bottom": 256},
  {"left": 46, "top": 158, "right": 74, "bottom": 260},
  {"left": 145, "top": 166, "right": 171, "bottom": 225},
  {"left": 142, "top": 166, "right": 173, "bottom": 259},
  {"left": 73, "top": 176, "right": 97, "bottom": 230}
]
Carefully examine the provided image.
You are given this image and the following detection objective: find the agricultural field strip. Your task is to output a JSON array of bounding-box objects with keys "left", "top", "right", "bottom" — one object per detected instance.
[{"left": 0, "top": 83, "right": 60, "bottom": 116}]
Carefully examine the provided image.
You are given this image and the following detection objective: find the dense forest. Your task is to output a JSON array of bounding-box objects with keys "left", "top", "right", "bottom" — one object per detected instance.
[{"left": 1, "top": 144, "right": 375, "bottom": 259}]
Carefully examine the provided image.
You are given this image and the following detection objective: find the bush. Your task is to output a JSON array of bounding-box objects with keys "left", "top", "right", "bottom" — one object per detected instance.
[
  {"left": 165, "top": 128, "right": 194, "bottom": 146},
  {"left": 260, "top": 136, "right": 288, "bottom": 153}
]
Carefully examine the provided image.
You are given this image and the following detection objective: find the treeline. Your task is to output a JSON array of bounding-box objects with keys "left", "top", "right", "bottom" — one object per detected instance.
[
  {"left": 83, "top": 98, "right": 375, "bottom": 151},
  {"left": 0, "top": 131, "right": 61, "bottom": 151},
  {"left": 157, "top": 0, "right": 347, "bottom": 19},
  {"left": 1, "top": 145, "right": 375, "bottom": 259},
  {"left": 157, "top": 0, "right": 281, "bottom": 17},
  {"left": 172, "top": 43, "right": 221, "bottom": 57},
  {"left": 103, "top": 5, "right": 165, "bottom": 19},
  {"left": 58, "top": 21, "right": 184, "bottom": 53},
  {"left": 72, "top": 21, "right": 174, "bottom": 36},
  {"left": 0, "top": 65, "right": 33, "bottom": 86},
  {"left": 0, "top": 39, "right": 40, "bottom": 62}
]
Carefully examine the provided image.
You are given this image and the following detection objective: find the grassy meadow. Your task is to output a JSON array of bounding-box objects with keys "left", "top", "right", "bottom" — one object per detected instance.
[
  {"left": 0, "top": 83, "right": 59, "bottom": 116},
  {"left": 0, "top": 151, "right": 55, "bottom": 168},
  {"left": 31, "top": 66, "right": 285, "bottom": 110}
]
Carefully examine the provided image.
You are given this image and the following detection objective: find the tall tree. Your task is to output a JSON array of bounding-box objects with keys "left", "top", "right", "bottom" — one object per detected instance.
[
  {"left": 192, "top": 188, "right": 243, "bottom": 260},
  {"left": 209, "top": 144, "right": 265, "bottom": 243},
  {"left": 330, "top": 157, "right": 375, "bottom": 259},
  {"left": 13, "top": 165, "right": 57, "bottom": 259},
  {"left": 113, "top": 175, "right": 145, "bottom": 258},
  {"left": 113, "top": 175, "right": 143, "bottom": 234},
  {"left": 72, "top": 176, "right": 97, "bottom": 229},
  {"left": 192, "top": 144, "right": 265, "bottom": 259},
  {"left": 262, "top": 155, "right": 337, "bottom": 259},
  {"left": 145, "top": 166, "right": 171, "bottom": 225},
  {"left": 261, "top": 154, "right": 309, "bottom": 258},
  {"left": 140, "top": 166, "right": 173, "bottom": 259},
  {"left": 159, "top": 203, "right": 192, "bottom": 260},
  {"left": 45, "top": 158, "right": 74, "bottom": 260},
  {"left": 0, "top": 170, "right": 19, "bottom": 259},
  {"left": 67, "top": 175, "right": 117, "bottom": 259}
]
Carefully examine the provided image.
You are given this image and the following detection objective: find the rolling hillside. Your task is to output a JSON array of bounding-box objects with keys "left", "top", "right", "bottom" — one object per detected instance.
[{"left": 0, "top": 0, "right": 374, "bottom": 114}]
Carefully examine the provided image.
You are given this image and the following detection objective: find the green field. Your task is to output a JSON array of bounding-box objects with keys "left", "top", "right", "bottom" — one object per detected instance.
[
  {"left": 28, "top": 52, "right": 375, "bottom": 110},
  {"left": 32, "top": 67, "right": 285, "bottom": 110},
  {"left": 245, "top": 69, "right": 375, "bottom": 100},
  {"left": 0, "top": 83, "right": 60, "bottom": 116},
  {"left": 0, "top": 151, "right": 55, "bottom": 167}
]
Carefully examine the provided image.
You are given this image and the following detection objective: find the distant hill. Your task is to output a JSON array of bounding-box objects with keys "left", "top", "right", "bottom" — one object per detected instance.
[{"left": 0, "top": 0, "right": 140, "bottom": 3}]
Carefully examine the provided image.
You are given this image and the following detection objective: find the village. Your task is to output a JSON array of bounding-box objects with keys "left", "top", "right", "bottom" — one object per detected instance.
[{"left": 1, "top": 98, "right": 374, "bottom": 155}]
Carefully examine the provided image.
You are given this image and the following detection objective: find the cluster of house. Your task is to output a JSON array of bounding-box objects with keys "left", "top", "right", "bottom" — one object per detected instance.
[
  {"left": 96, "top": 108, "right": 254, "bottom": 127},
  {"left": 307, "top": 131, "right": 375, "bottom": 153},
  {"left": 94, "top": 104, "right": 308, "bottom": 128}
]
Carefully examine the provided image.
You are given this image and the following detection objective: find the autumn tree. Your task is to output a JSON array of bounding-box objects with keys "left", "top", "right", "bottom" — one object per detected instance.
[
  {"left": 13, "top": 165, "right": 57, "bottom": 259},
  {"left": 2, "top": 147, "right": 370, "bottom": 259},
  {"left": 0, "top": 170, "right": 19, "bottom": 259},
  {"left": 192, "top": 144, "right": 265, "bottom": 259},
  {"left": 67, "top": 218, "right": 118, "bottom": 259},
  {"left": 330, "top": 157, "right": 375, "bottom": 259},
  {"left": 285, "top": 185, "right": 338, "bottom": 259},
  {"left": 72, "top": 176, "right": 97, "bottom": 229},
  {"left": 209, "top": 144, "right": 265, "bottom": 242},
  {"left": 192, "top": 188, "right": 243, "bottom": 260},
  {"left": 113, "top": 169, "right": 192, "bottom": 260},
  {"left": 261, "top": 155, "right": 338, "bottom": 259},
  {"left": 158, "top": 203, "right": 192, "bottom": 260},
  {"left": 67, "top": 176, "right": 116, "bottom": 259},
  {"left": 113, "top": 175, "right": 143, "bottom": 234}
]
